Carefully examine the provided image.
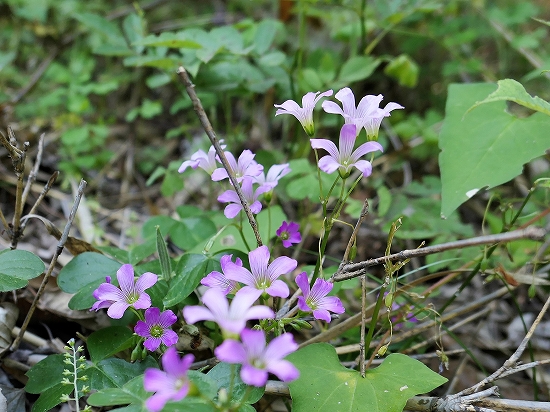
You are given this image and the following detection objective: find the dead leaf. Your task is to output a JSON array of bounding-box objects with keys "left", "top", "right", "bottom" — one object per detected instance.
[
  {"left": 21, "top": 214, "right": 102, "bottom": 255},
  {"left": 0, "top": 302, "right": 19, "bottom": 356}
]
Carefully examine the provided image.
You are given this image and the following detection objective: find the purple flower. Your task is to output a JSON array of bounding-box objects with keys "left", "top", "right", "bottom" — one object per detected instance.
[
  {"left": 274, "top": 90, "right": 333, "bottom": 136},
  {"left": 178, "top": 144, "right": 221, "bottom": 175},
  {"left": 182, "top": 288, "right": 274, "bottom": 337},
  {"left": 254, "top": 163, "right": 291, "bottom": 191},
  {"left": 217, "top": 177, "right": 269, "bottom": 219},
  {"left": 211, "top": 150, "right": 263, "bottom": 183},
  {"left": 322, "top": 87, "right": 403, "bottom": 139},
  {"left": 135, "top": 307, "right": 178, "bottom": 351},
  {"left": 310, "top": 124, "right": 383, "bottom": 178},
  {"left": 215, "top": 329, "right": 299, "bottom": 387},
  {"left": 144, "top": 347, "right": 194, "bottom": 412},
  {"left": 91, "top": 264, "right": 157, "bottom": 319},
  {"left": 224, "top": 245, "right": 297, "bottom": 298},
  {"left": 295, "top": 272, "right": 344, "bottom": 322},
  {"left": 276, "top": 221, "right": 301, "bottom": 248},
  {"left": 201, "top": 255, "right": 241, "bottom": 295}
]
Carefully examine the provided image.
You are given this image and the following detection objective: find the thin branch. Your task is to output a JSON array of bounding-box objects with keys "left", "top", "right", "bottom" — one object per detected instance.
[
  {"left": 21, "top": 133, "right": 45, "bottom": 206},
  {"left": 177, "top": 66, "right": 263, "bottom": 248},
  {"left": 459, "top": 294, "right": 550, "bottom": 396},
  {"left": 18, "top": 171, "right": 59, "bottom": 235},
  {"left": 11, "top": 179, "right": 87, "bottom": 351},
  {"left": 333, "top": 226, "right": 546, "bottom": 282}
]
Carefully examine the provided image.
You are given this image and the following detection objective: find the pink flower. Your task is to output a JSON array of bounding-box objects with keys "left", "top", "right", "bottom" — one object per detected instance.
[
  {"left": 276, "top": 221, "right": 301, "bottom": 248},
  {"left": 310, "top": 124, "right": 383, "bottom": 179},
  {"left": 211, "top": 150, "right": 263, "bottom": 183},
  {"left": 200, "top": 255, "right": 241, "bottom": 295},
  {"left": 223, "top": 245, "right": 297, "bottom": 298},
  {"left": 322, "top": 87, "right": 403, "bottom": 139},
  {"left": 135, "top": 307, "right": 178, "bottom": 351},
  {"left": 144, "top": 347, "right": 194, "bottom": 412},
  {"left": 217, "top": 177, "right": 269, "bottom": 219},
  {"left": 178, "top": 145, "right": 220, "bottom": 175},
  {"left": 215, "top": 329, "right": 299, "bottom": 387},
  {"left": 182, "top": 288, "right": 274, "bottom": 337},
  {"left": 295, "top": 272, "right": 344, "bottom": 322},
  {"left": 274, "top": 90, "right": 333, "bottom": 136},
  {"left": 254, "top": 163, "right": 291, "bottom": 191},
  {"left": 91, "top": 264, "right": 157, "bottom": 319}
]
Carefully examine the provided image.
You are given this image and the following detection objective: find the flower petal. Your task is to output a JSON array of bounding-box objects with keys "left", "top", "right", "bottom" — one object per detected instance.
[
  {"left": 107, "top": 301, "right": 130, "bottom": 319},
  {"left": 116, "top": 264, "right": 135, "bottom": 293},
  {"left": 241, "top": 364, "right": 268, "bottom": 387},
  {"left": 267, "top": 256, "right": 297, "bottom": 281},
  {"left": 215, "top": 339, "right": 248, "bottom": 363},
  {"left": 338, "top": 124, "right": 357, "bottom": 159},
  {"left": 310, "top": 138, "right": 339, "bottom": 160},
  {"left": 317, "top": 156, "right": 340, "bottom": 174},
  {"left": 135, "top": 272, "right": 158, "bottom": 293},
  {"left": 182, "top": 305, "right": 216, "bottom": 325},
  {"left": 351, "top": 159, "right": 373, "bottom": 177},
  {"left": 264, "top": 333, "right": 298, "bottom": 360},
  {"left": 267, "top": 359, "right": 300, "bottom": 382},
  {"left": 350, "top": 141, "right": 383, "bottom": 162},
  {"left": 295, "top": 272, "right": 310, "bottom": 297},
  {"left": 265, "top": 280, "right": 290, "bottom": 298},
  {"left": 248, "top": 246, "right": 270, "bottom": 281}
]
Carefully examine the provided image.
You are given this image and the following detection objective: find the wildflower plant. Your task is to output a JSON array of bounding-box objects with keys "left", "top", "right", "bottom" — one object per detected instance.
[
  {"left": 41, "top": 81, "right": 447, "bottom": 412},
  {"left": 60, "top": 339, "right": 91, "bottom": 412}
]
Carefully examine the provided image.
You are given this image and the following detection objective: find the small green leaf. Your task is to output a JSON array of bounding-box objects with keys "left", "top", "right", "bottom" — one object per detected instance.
[
  {"left": 26, "top": 354, "right": 66, "bottom": 394},
  {"left": 384, "top": 54, "right": 419, "bottom": 88},
  {"left": 156, "top": 227, "right": 172, "bottom": 282},
  {"left": 467, "top": 78, "right": 550, "bottom": 116},
  {"left": 338, "top": 56, "right": 380, "bottom": 83},
  {"left": 163, "top": 254, "right": 220, "bottom": 307},
  {"left": 253, "top": 19, "right": 279, "bottom": 55},
  {"left": 288, "top": 343, "right": 447, "bottom": 412},
  {"left": 0, "top": 250, "right": 45, "bottom": 292}
]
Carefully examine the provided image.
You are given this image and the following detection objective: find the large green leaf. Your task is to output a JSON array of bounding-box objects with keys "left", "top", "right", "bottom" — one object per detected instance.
[
  {"left": 287, "top": 343, "right": 447, "bottom": 412},
  {"left": 0, "top": 250, "right": 44, "bottom": 292},
  {"left": 439, "top": 83, "right": 550, "bottom": 217}
]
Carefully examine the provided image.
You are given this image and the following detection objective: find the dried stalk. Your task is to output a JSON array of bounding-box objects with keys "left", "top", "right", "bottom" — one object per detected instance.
[
  {"left": 177, "top": 66, "right": 263, "bottom": 248},
  {"left": 11, "top": 180, "right": 87, "bottom": 351}
]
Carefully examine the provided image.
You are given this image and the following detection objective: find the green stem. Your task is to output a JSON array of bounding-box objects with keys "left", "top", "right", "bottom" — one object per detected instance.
[
  {"left": 364, "top": 283, "right": 387, "bottom": 354},
  {"left": 238, "top": 212, "right": 252, "bottom": 252}
]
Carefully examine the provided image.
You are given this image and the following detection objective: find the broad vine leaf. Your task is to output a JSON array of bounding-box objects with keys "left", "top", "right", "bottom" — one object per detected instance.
[
  {"left": 467, "top": 78, "right": 550, "bottom": 116},
  {"left": 0, "top": 249, "right": 45, "bottom": 292},
  {"left": 439, "top": 83, "right": 550, "bottom": 217},
  {"left": 287, "top": 343, "right": 447, "bottom": 412}
]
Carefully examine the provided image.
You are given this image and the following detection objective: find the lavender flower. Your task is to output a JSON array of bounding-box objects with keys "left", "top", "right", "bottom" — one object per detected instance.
[
  {"left": 274, "top": 90, "right": 333, "bottom": 136},
  {"left": 254, "top": 163, "right": 291, "bottom": 191},
  {"left": 135, "top": 307, "right": 178, "bottom": 351},
  {"left": 276, "top": 221, "right": 301, "bottom": 248},
  {"left": 182, "top": 288, "right": 274, "bottom": 337},
  {"left": 322, "top": 87, "right": 403, "bottom": 139},
  {"left": 215, "top": 329, "right": 299, "bottom": 387},
  {"left": 217, "top": 177, "right": 269, "bottom": 219},
  {"left": 91, "top": 264, "right": 157, "bottom": 319},
  {"left": 178, "top": 144, "right": 220, "bottom": 175},
  {"left": 295, "top": 272, "right": 344, "bottom": 322},
  {"left": 224, "top": 245, "right": 297, "bottom": 298},
  {"left": 200, "top": 254, "right": 241, "bottom": 295},
  {"left": 144, "top": 347, "right": 194, "bottom": 412},
  {"left": 211, "top": 150, "right": 263, "bottom": 183},
  {"left": 310, "top": 124, "right": 383, "bottom": 179}
]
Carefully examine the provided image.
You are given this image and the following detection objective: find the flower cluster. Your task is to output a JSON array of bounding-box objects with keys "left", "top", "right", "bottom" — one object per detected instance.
[
  {"left": 179, "top": 145, "right": 290, "bottom": 219},
  {"left": 275, "top": 86, "right": 402, "bottom": 179}
]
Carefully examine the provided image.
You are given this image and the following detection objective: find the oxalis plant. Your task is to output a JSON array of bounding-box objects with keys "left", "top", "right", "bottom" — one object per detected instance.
[{"left": 5, "top": 69, "right": 548, "bottom": 412}]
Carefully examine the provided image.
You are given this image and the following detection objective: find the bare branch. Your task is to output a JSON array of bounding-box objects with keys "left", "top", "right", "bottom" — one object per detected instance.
[{"left": 177, "top": 66, "right": 263, "bottom": 248}]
